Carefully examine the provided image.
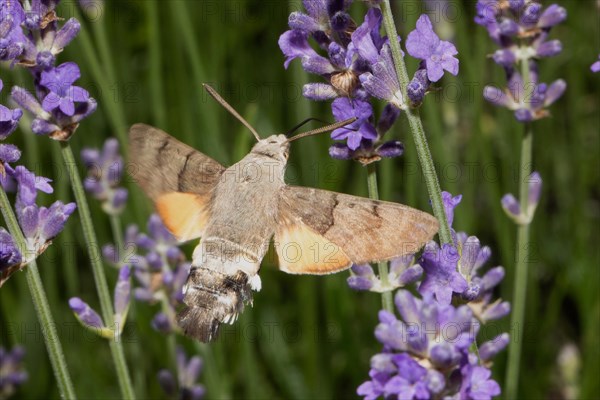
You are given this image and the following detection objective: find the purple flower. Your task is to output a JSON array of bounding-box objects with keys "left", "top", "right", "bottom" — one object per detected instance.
[
  {"left": 40, "top": 62, "right": 90, "bottom": 116},
  {"left": 158, "top": 347, "right": 205, "bottom": 400},
  {"left": 454, "top": 232, "right": 510, "bottom": 322},
  {"left": 479, "top": 333, "right": 510, "bottom": 362},
  {"left": 460, "top": 364, "right": 501, "bottom": 400},
  {"left": 347, "top": 264, "right": 376, "bottom": 291},
  {"left": 329, "top": 103, "right": 403, "bottom": 164},
  {"left": 0, "top": 0, "right": 27, "bottom": 63},
  {"left": 82, "top": 138, "right": 128, "bottom": 215},
  {"left": 13, "top": 166, "right": 75, "bottom": 257},
  {"left": 383, "top": 354, "right": 442, "bottom": 399},
  {"left": 331, "top": 98, "right": 377, "bottom": 150},
  {"left": 418, "top": 242, "right": 468, "bottom": 304},
  {"left": 0, "top": 227, "right": 21, "bottom": 277},
  {"left": 359, "top": 291, "right": 482, "bottom": 398},
  {"left": 591, "top": 54, "right": 600, "bottom": 73},
  {"left": 441, "top": 191, "right": 462, "bottom": 228},
  {"left": 0, "top": 80, "right": 23, "bottom": 139},
  {"left": 359, "top": 44, "right": 406, "bottom": 109},
  {"left": 350, "top": 8, "right": 385, "bottom": 65},
  {"left": 0, "top": 345, "right": 28, "bottom": 397},
  {"left": 484, "top": 69, "right": 566, "bottom": 122},
  {"left": 406, "top": 68, "right": 430, "bottom": 106},
  {"left": 70, "top": 266, "right": 132, "bottom": 337},
  {"left": 69, "top": 297, "right": 104, "bottom": 330},
  {"left": 279, "top": 29, "right": 320, "bottom": 69},
  {"left": 406, "top": 15, "right": 459, "bottom": 82},
  {"left": 501, "top": 171, "right": 542, "bottom": 224}
]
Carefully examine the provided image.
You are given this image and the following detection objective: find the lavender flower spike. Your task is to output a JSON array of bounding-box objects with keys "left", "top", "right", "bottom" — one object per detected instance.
[
  {"left": 0, "top": 345, "right": 28, "bottom": 398},
  {"left": 406, "top": 15, "right": 459, "bottom": 82},
  {"left": 82, "top": 138, "right": 129, "bottom": 215}
]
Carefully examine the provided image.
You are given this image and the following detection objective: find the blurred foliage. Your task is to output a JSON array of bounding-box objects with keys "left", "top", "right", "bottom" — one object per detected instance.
[{"left": 0, "top": 0, "right": 598, "bottom": 399}]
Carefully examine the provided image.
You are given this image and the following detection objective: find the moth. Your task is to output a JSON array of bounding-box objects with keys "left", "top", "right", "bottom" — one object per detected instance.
[{"left": 129, "top": 85, "right": 439, "bottom": 342}]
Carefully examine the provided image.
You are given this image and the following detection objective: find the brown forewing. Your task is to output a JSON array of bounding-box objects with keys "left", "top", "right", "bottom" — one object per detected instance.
[{"left": 128, "top": 124, "right": 225, "bottom": 201}]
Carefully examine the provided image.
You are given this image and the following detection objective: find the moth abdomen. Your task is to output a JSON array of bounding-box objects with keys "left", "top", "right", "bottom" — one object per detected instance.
[{"left": 177, "top": 266, "right": 253, "bottom": 342}]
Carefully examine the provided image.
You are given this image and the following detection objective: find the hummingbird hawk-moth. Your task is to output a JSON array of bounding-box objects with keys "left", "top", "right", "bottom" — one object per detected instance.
[{"left": 129, "top": 85, "right": 438, "bottom": 342}]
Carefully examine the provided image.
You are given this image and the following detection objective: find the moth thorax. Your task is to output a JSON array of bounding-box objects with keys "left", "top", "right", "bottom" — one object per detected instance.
[{"left": 331, "top": 70, "right": 359, "bottom": 97}]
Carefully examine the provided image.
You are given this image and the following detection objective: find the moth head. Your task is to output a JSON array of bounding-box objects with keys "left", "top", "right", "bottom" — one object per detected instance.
[{"left": 251, "top": 134, "right": 290, "bottom": 162}]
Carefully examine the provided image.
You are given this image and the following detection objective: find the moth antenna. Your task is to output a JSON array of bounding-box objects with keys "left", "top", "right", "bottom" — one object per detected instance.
[
  {"left": 203, "top": 84, "right": 261, "bottom": 141},
  {"left": 285, "top": 117, "right": 358, "bottom": 143}
]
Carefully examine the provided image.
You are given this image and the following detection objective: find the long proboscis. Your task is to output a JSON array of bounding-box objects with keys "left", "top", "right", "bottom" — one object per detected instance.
[
  {"left": 203, "top": 84, "right": 261, "bottom": 142},
  {"left": 285, "top": 117, "right": 358, "bottom": 143}
]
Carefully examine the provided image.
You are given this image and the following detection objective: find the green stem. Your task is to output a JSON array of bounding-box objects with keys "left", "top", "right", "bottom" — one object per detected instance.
[
  {"left": 58, "top": 141, "right": 135, "bottom": 400},
  {"left": 366, "top": 164, "right": 394, "bottom": 313},
  {"left": 379, "top": 1, "right": 453, "bottom": 246},
  {"left": 0, "top": 188, "right": 76, "bottom": 399},
  {"left": 506, "top": 57, "right": 534, "bottom": 398},
  {"left": 110, "top": 214, "right": 124, "bottom": 252}
]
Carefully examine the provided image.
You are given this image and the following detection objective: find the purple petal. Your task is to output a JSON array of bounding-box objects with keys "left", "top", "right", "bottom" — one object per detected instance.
[
  {"left": 301, "top": 55, "right": 335, "bottom": 75},
  {"left": 288, "top": 12, "right": 320, "bottom": 32},
  {"left": 70, "top": 86, "right": 90, "bottom": 102},
  {"left": 483, "top": 86, "right": 513, "bottom": 108},
  {"left": 479, "top": 333, "right": 509, "bottom": 361},
  {"left": 278, "top": 29, "right": 317, "bottom": 69},
  {"left": 406, "top": 15, "right": 439, "bottom": 60},
  {"left": 536, "top": 39, "right": 562, "bottom": 58},
  {"left": 328, "top": 143, "right": 353, "bottom": 160},
  {"left": 425, "top": 60, "right": 444, "bottom": 82},
  {"left": 31, "top": 118, "right": 59, "bottom": 135},
  {"left": 351, "top": 8, "right": 383, "bottom": 65},
  {"left": 376, "top": 140, "right": 404, "bottom": 159},
  {"left": 41, "top": 92, "right": 61, "bottom": 112},
  {"left": 538, "top": 4, "right": 567, "bottom": 28},
  {"left": 346, "top": 131, "right": 363, "bottom": 150},
  {"left": 0, "top": 144, "right": 21, "bottom": 163},
  {"left": 53, "top": 18, "right": 81, "bottom": 50},
  {"left": 40, "top": 201, "right": 76, "bottom": 240},
  {"left": 59, "top": 97, "right": 76, "bottom": 116}
]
